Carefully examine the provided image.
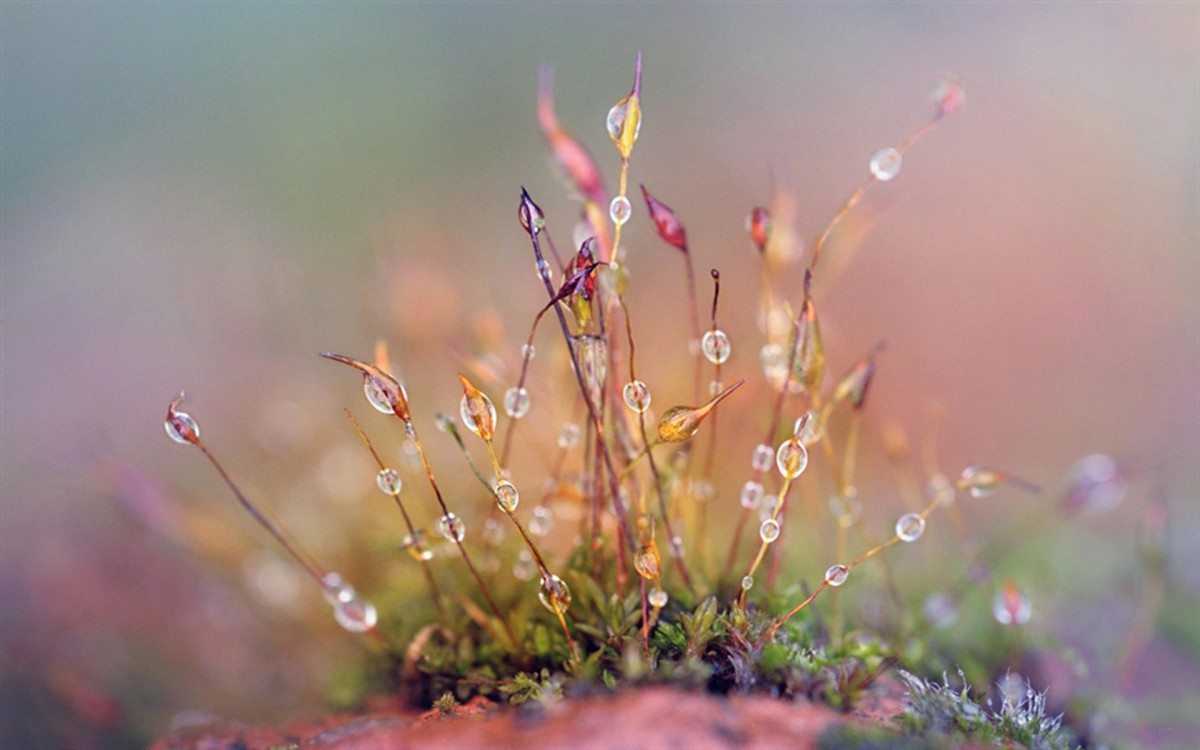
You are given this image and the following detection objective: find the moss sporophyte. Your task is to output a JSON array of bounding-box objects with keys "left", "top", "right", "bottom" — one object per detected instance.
[{"left": 166, "top": 56, "right": 1133, "bottom": 746}]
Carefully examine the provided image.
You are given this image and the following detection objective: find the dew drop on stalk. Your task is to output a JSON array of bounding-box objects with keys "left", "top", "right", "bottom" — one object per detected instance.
[
  {"left": 375, "top": 468, "right": 402, "bottom": 496},
  {"left": 692, "top": 478, "right": 715, "bottom": 502},
  {"left": 759, "top": 518, "right": 781, "bottom": 544},
  {"left": 895, "top": 512, "right": 926, "bottom": 542},
  {"left": 648, "top": 588, "right": 668, "bottom": 608},
  {"left": 165, "top": 400, "right": 200, "bottom": 445},
  {"left": 400, "top": 530, "right": 434, "bottom": 561},
  {"left": 609, "top": 196, "right": 632, "bottom": 226},
  {"left": 775, "top": 439, "right": 809, "bottom": 479},
  {"left": 741, "top": 575, "right": 754, "bottom": 592},
  {"left": 322, "top": 572, "right": 377, "bottom": 633},
  {"left": 739, "top": 480, "right": 764, "bottom": 509},
  {"left": 923, "top": 593, "right": 958, "bottom": 629},
  {"left": 993, "top": 580, "right": 1032, "bottom": 625},
  {"left": 557, "top": 422, "right": 581, "bottom": 449},
  {"left": 751, "top": 443, "right": 774, "bottom": 472},
  {"left": 869, "top": 147, "right": 902, "bottom": 181},
  {"left": 623, "top": 380, "right": 651, "bottom": 413},
  {"left": 709, "top": 380, "right": 724, "bottom": 397},
  {"left": 828, "top": 490, "right": 862, "bottom": 525},
  {"left": 824, "top": 564, "right": 850, "bottom": 587},
  {"left": 493, "top": 480, "right": 520, "bottom": 512},
  {"left": 538, "top": 573, "right": 572, "bottom": 612},
  {"left": 521, "top": 343, "right": 536, "bottom": 361},
  {"left": 437, "top": 512, "right": 466, "bottom": 543},
  {"left": 503, "top": 386, "right": 531, "bottom": 419},
  {"left": 701, "top": 329, "right": 731, "bottom": 364},
  {"left": 529, "top": 505, "right": 553, "bottom": 536},
  {"left": 513, "top": 549, "right": 535, "bottom": 581}
]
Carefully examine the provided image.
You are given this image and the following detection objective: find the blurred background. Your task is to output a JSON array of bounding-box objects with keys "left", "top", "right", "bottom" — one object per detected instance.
[{"left": 2, "top": 4, "right": 1197, "bottom": 748}]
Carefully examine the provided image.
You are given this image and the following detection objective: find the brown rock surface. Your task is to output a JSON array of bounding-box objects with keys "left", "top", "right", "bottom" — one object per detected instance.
[{"left": 151, "top": 687, "right": 899, "bottom": 750}]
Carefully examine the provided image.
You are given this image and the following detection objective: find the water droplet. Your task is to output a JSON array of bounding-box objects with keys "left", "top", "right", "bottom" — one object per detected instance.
[
  {"left": 538, "top": 573, "right": 572, "bottom": 612},
  {"left": 759, "top": 518, "right": 781, "bottom": 543},
  {"left": 824, "top": 564, "right": 850, "bottom": 587},
  {"left": 692, "top": 478, "right": 715, "bottom": 502},
  {"left": 751, "top": 443, "right": 774, "bottom": 472},
  {"left": 895, "top": 512, "right": 926, "bottom": 542},
  {"left": 609, "top": 196, "right": 632, "bottom": 226},
  {"left": 623, "top": 380, "right": 652, "bottom": 413},
  {"left": 322, "top": 573, "right": 377, "bottom": 633},
  {"left": 701, "top": 329, "right": 732, "bottom": 365},
  {"left": 634, "top": 541, "right": 661, "bottom": 580},
  {"left": 775, "top": 439, "right": 809, "bottom": 479},
  {"left": 361, "top": 376, "right": 386, "bottom": 414},
  {"left": 458, "top": 379, "right": 497, "bottom": 440},
  {"left": 797, "top": 411, "right": 824, "bottom": 445},
  {"left": 513, "top": 549, "right": 536, "bottom": 581},
  {"left": 739, "top": 480, "right": 764, "bottom": 509},
  {"left": 493, "top": 480, "right": 520, "bottom": 512},
  {"left": 528, "top": 505, "right": 554, "bottom": 537},
  {"left": 376, "top": 468, "right": 402, "bottom": 496},
  {"left": 933, "top": 75, "right": 966, "bottom": 118},
  {"left": 928, "top": 473, "right": 955, "bottom": 506},
  {"left": 960, "top": 466, "right": 999, "bottom": 498},
  {"left": 993, "top": 580, "right": 1032, "bottom": 625},
  {"left": 709, "top": 380, "right": 725, "bottom": 397},
  {"left": 437, "top": 512, "right": 466, "bottom": 543},
  {"left": 1061, "top": 453, "right": 1126, "bottom": 515},
  {"left": 741, "top": 575, "right": 754, "bottom": 591},
  {"left": 557, "top": 422, "right": 581, "bottom": 449},
  {"left": 400, "top": 530, "right": 434, "bottom": 561},
  {"left": 574, "top": 334, "right": 608, "bottom": 405},
  {"left": 869, "top": 147, "right": 902, "bottom": 181},
  {"left": 923, "top": 593, "right": 958, "bottom": 628},
  {"left": 535, "top": 258, "right": 552, "bottom": 281},
  {"left": 606, "top": 99, "right": 641, "bottom": 144},
  {"left": 503, "top": 386, "right": 531, "bottom": 419},
  {"left": 165, "top": 403, "right": 199, "bottom": 445},
  {"left": 648, "top": 588, "right": 668, "bottom": 608},
  {"left": 521, "top": 343, "right": 536, "bottom": 361}
]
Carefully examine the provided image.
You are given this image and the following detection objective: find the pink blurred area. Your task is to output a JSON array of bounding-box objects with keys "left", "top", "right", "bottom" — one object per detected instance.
[{"left": 2, "top": 3, "right": 1196, "bottom": 747}]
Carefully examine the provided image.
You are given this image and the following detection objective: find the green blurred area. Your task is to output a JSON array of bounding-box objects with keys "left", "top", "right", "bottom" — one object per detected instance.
[{"left": 1, "top": 4, "right": 1197, "bottom": 748}]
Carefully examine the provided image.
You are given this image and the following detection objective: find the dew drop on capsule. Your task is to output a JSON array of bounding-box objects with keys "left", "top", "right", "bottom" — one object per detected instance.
[
  {"left": 376, "top": 468, "right": 402, "bottom": 496},
  {"left": 623, "top": 380, "right": 651, "bottom": 413},
  {"left": 610, "top": 196, "right": 632, "bottom": 226},
  {"left": 606, "top": 100, "right": 641, "bottom": 143},
  {"left": 503, "top": 386, "right": 531, "bottom": 419},
  {"left": 993, "top": 581, "right": 1032, "bottom": 625},
  {"left": 895, "top": 512, "right": 926, "bottom": 542},
  {"left": 493, "top": 480, "right": 520, "bottom": 512},
  {"left": 960, "top": 466, "right": 999, "bottom": 498},
  {"left": 538, "top": 573, "right": 572, "bottom": 612},
  {"left": 165, "top": 409, "right": 199, "bottom": 445},
  {"left": 776, "top": 439, "right": 809, "bottom": 479},
  {"left": 869, "top": 148, "right": 902, "bottom": 181},
  {"left": 759, "top": 518, "right": 781, "bottom": 544},
  {"left": 648, "top": 588, "right": 668, "bottom": 608},
  {"left": 797, "top": 411, "right": 823, "bottom": 445},
  {"left": 438, "top": 512, "right": 466, "bottom": 543},
  {"left": 557, "top": 422, "right": 581, "bottom": 449},
  {"left": 751, "top": 443, "right": 774, "bottom": 472},
  {"left": 459, "top": 391, "right": 497, "bottom": 438},
  {"left": 701, "top": 329, "right": 732, "bottom": 365},
  {"left": 824, "top": 564, "right": 849, "bottom": 587},
  {"left": 739, "top": 480, "right": 764, "bottom": 509}
]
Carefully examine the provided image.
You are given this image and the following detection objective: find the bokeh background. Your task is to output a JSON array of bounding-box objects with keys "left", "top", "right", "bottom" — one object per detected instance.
[{"left": 2, "top": 3, "right": 1197, "bottom": 748}]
